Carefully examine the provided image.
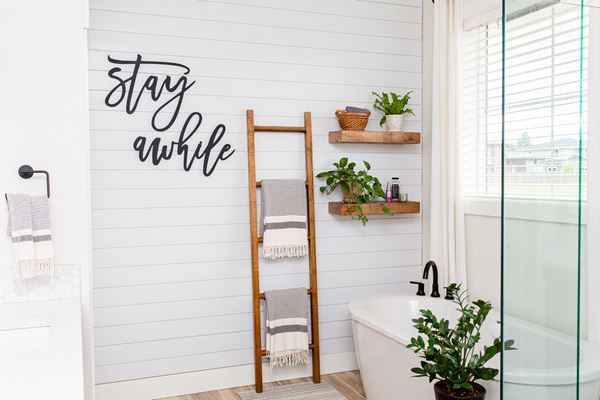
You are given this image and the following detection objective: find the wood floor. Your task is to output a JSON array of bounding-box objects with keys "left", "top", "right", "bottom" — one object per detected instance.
[{"left": 160, "top": 371, "right": 366, "bottom": 400}]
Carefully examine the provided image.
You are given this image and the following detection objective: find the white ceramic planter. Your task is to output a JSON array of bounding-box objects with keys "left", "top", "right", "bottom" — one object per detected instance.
[{"left": 385, "top": 114, "right": 404, "bottom": 131}]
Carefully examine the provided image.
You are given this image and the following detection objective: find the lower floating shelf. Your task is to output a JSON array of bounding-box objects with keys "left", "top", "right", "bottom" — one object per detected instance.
[{"left": 328, "top": 201, "right": 421, "bottom": 216}]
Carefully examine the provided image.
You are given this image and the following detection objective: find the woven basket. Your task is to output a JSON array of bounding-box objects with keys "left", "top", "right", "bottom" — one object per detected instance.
[{"left": 335, "top": 109, "right": 370, "bottom": 131}]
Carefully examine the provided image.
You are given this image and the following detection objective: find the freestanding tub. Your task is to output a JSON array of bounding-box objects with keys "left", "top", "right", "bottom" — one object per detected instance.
[{"left": 349, "top": 294, "right": 600, "bottom": 400}]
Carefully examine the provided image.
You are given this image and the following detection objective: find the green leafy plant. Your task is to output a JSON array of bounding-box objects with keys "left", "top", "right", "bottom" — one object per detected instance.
[
  {"left": 316, "top": 157, "right": 392, "bottom": 225},
  {"left": 372, "top": 91, "right": 415, "bottom": 127},
  {"left": 407, "top": 284, "right": 515, "bottom": 397}
]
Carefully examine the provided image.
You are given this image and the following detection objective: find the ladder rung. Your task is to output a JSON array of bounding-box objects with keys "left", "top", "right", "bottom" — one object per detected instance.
[
  {"left": 260, "top": 343, "right": 316, "bottom": 356},
  {"left": 254, "top": 125, "right": 306, "bottom": 133},
  {"left": 255, "top": 181, "right": 308, "bottom": 188},
  {"left": 259, "top": 288, "right": 313, "bottom": 300},
  {"left": 257, "top": 236, "right": 311, "bottom": 243}
]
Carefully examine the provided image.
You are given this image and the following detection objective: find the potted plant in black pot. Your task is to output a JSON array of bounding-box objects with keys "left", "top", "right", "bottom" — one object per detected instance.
[
  {"left": 316, "top": 157, "right": 392, "bottom": 225},
  {"left": 407, "top": 284, "right": 515, "bottom": 400}
]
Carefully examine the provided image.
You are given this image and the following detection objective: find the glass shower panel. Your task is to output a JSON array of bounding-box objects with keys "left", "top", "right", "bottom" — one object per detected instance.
[{"left": 502, "top": 1, "right": 587, "bottom": 399}]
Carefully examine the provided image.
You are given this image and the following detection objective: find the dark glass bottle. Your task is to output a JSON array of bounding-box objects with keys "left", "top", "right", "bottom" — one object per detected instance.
[{"left": 391, "top": 177, "right": 400, "bottom": 201}]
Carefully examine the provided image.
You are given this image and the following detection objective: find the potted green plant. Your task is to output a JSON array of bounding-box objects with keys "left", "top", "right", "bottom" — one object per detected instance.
[
  {"left": 372, "top": 90, "right": 415, "bottom": 131},
  {"left": 407, "top": 284, "right": 515, "bottom": 400},
  {"left": 316, "top": 157, "right": 392, "bottom": 225}
]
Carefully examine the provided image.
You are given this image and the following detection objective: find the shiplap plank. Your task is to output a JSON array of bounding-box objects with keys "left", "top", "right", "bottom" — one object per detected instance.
[
  {"left": 96, "top": 331, "right": 256, "bottom": 367},
  {"left": 90, "top": 170, "right": 421, "bottom": 190},
  {"left": 93, "top": 295, "right": 253, "bottom": 324},
  {"left": 90, "top": 185, "right": 423, "bottom": 209},
  {"left": 87, "top": 97, "right": 423, "bottom": 124},
  {"left": 91, "top": 206, "right": 251, "bottom": 230},
  {"left": 88, "top": 109, "right": 422, "bottom": 133},
  {"left": 90, "top": 202, "right": 422, "bottom": 231},
  {"left": 90, "top": 0, "right": 421, "bottom": 36},
  {"left": 95, "top": 316, "right": 354, "bottom": 353},
  {"left": 86, "top": 84, "right": 424, "bottom": 119},
  {"left": 87, "top": 50, "right": 422, "bottom": 90},
  {"left": 87, "top": 30, "right": 421, "bottom": 72},
  {"left": 92, "top": 236, "right": 420, "bottom": 279},
  {"left": 89, "top": 130, "right": 423, "bottom": 155},
  {"left": 90, "top": 149, "right": 422, "bottom": 172},
  {"left": 92, "top": 217, "right": 421, "bottom": 249},
  {"left": 94, "top": 335, "right": 357, "bottom": 384},
  {"left": 95, "top": 347, "right": 254, "bottom": 383}
]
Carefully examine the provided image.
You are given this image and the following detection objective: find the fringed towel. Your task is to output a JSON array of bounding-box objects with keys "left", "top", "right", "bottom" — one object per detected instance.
[
  {"left": 6, "top": 194, "right": 54, "bottom": 280},
  {"left": 260, "top": 179, "right": 308, "bottom": 260},
  {"left": 265, "top": 287, "right": 310, "bottom": 367}
]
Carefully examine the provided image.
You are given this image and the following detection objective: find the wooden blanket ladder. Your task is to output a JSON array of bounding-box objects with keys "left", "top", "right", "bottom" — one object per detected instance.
[{"left": 246, "top": 109, "right": 321, "bottom": 393}]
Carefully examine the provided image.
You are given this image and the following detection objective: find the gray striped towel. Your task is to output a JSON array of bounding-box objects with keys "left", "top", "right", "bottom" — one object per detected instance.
[
  {"left": 260, "top": 180, "right": 308, "bottom": 260},
  {"left": 6, "top": 194, "right": 54, "bottom": 280},
  {"left": 265, "top": 287, "right": 310, "bottom": 367},
  {"left": 345, "top": 106, "right": 370, "bottom": 113}
]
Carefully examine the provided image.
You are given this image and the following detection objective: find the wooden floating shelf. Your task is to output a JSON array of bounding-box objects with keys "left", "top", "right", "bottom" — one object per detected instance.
[
  {"left": 329, "top": 130, "right": 421, "bottom": 144},
  {"left": 329, "top": 201, "right": 421, "bottom": 216}
]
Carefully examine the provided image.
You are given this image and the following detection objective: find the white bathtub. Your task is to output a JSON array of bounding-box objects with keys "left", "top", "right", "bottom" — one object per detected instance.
[{"left": 349, "top": 294, "right": 600, "bottom": 400}]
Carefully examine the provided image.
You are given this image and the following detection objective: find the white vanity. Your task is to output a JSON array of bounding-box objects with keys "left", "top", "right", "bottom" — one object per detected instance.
[{"left": 0, "top": 298, "right": 84, "bottom": 399}]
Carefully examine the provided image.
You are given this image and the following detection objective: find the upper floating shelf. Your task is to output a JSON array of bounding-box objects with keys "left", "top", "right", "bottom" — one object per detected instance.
[{"left": 329, "top": 130, "right": 421, "bottom": 144}]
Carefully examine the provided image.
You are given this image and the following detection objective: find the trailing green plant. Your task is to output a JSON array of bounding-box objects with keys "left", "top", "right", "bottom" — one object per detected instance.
[
  {"left": 372, "top": 91, "right": 415, "bottom": 127},
  {"left": 316, "top": 157, "right": 392, "bottom": 225},
  {"left": 407, "top": 283, "right": 515, "bottom": 396}
]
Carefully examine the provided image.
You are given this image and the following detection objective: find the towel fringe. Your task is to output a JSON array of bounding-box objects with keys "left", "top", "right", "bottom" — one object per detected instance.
[
  {"left": 18, "top": 258, "right": 54, "bottom": 280},
  {"left": 268, "top": 349, "right": 310, "bottom": 367},
  {"left": 263, "top": 244, "right": 308, "bottom": 260}
]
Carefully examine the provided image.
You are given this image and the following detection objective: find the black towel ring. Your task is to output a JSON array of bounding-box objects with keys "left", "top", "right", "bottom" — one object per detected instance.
[{"left": 4, "top": 165, "right": 51, "bottom": 200}]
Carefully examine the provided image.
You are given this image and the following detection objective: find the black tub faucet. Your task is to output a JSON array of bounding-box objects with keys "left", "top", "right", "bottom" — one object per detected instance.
[{"left": 423, "top": 260, "right": 440, "bottom": 298}]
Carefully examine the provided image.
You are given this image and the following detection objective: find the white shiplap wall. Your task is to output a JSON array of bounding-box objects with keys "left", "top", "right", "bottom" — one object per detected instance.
[{"left": 88, "top": 0, "right": 423, "bottom": 384}]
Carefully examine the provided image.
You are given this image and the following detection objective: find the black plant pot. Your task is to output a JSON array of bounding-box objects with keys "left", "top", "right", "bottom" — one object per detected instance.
[{"left": 433, "top": 381, "right": 486, "bottom": 400}]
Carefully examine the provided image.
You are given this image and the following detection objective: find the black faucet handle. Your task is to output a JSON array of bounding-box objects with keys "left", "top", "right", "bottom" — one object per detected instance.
[
  {"left": 410, "top": 281, "right": 426, "bottom": 296},
  {"left": 444, "top": 287, "right": 454, "bottom": 300}
]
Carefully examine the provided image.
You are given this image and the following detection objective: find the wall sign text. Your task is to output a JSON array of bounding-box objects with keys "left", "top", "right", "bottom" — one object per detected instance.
[{"left": 104, "top": 54, "right": 235, "bottom": 175}]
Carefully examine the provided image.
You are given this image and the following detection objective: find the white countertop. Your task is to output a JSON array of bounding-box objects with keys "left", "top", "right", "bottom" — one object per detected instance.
[{"left": 0, "top": 298, "right": 84, "bottom": 399}]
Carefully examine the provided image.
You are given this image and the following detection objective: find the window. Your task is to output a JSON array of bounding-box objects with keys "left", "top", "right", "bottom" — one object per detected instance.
[{"left": 461, "top": 3, "right": 589, "bottom": 200}]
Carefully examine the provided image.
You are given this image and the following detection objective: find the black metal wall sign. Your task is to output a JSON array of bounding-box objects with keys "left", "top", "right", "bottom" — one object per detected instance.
[{"left": 104, "top": 54, "right": 235, "bottom": 175}]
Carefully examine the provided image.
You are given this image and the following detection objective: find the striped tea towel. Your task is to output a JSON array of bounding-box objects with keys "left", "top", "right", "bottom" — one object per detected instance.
[
  {"left": 6, "top": 194, "right": 54, "bottom": 280},
  {"left": 265, "top": 287, "right": 310, "bottom": 367},
  {"left": 260, "top": 180, "right": 308, "bottom": 260}
]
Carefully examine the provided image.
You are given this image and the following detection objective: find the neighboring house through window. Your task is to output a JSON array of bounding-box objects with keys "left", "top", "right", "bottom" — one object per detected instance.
[{"left": 461, "top": 2, "right": 589, "bottom": 200}]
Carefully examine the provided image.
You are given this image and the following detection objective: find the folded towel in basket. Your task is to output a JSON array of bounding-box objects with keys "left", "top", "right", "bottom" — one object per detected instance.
[
  {"left": 265, "top": 287, "right": 310, "bottom": 367},
  {"left": 345, "top": 106, "right": 370, "bottom": 113},
  {"left": 6, "top": 193, "right": 54, "bottom": 280},
  {"left": 260, "top": 179, "right": 308, "bottom": 260}
]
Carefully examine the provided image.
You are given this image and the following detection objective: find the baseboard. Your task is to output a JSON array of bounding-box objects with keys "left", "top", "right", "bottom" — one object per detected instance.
[{"left": 95, "top": 351, "right": 358, "bottom": 400}]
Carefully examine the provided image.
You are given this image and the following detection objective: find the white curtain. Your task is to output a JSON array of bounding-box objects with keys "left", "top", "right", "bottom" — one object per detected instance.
[
  {"left": 428, "top": 0, "right": 467, "bottom": 288},
  {"left": 587, "top": 2, "right": 600, "bottom": 344}
]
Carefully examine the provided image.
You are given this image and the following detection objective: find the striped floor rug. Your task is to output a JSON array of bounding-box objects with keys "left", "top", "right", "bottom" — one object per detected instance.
[{"left": 238, "top": 382, "right": 346, "bottom": 400}]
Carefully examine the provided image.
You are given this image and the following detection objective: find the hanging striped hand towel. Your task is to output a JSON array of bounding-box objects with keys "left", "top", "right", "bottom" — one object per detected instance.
[
  {"left": 265, "top": 287, "right": 310, "bottom": 367},
  {"left": 260, "top": 180, "right": 308, "bottom": 260},
  {"left": 6, "top": 194, "right": 54, "bottom": 280}
]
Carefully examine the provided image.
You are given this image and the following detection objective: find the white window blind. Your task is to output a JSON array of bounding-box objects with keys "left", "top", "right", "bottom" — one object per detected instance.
[{"left": 461, "top": 3, "right": 589, "bottom": 200}]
